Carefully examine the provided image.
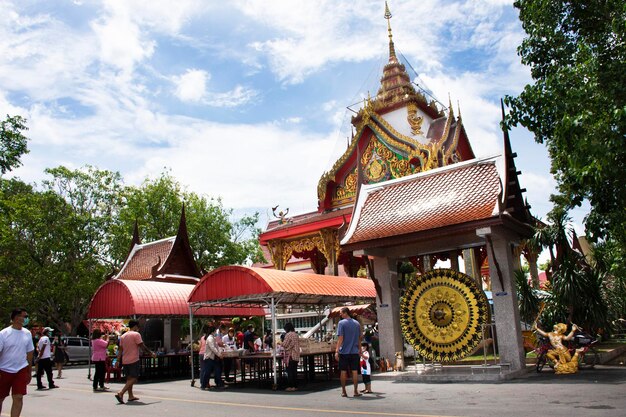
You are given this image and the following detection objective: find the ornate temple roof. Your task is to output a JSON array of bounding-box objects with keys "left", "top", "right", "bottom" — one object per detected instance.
[
  {"left": 341, "top": 156, "right": 503, "bottom": 246},
  {"left": 115, "top": 236, "right": 177, "bottom": 280},
  {"left": 114, "top": 207, "right": 202, "bottom": 283},
  {"left": 315, "top": 6, "right": 475, "bottom": 213}
]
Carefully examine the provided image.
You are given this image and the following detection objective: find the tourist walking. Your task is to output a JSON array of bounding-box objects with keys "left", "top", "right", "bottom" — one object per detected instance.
[
  {"left": 198, "top": 326, "right": 208, "bottom": 389},
  {"left": 36, "top": 327, "right": 58, "bottom": 390},
  {"left": 91, "top": 329, "right": 109, "bottom": 392},
  {"left": 335, "top": 307, "right": 362, "bottom": 397},
  {"left": 114, "top": 320, "right": 155, "bottom": 404},
  {"left": 281, "top": 322, "right": 300, "bottom": 392},
  {"left": 0, "top": 308, "right": 35, "bottom": 417},
  {"left": 52, "top": 332, "right": 66, "bottom": 379},
  {"left": 203, "top": 325, "right": 224, "bottom": 389}
]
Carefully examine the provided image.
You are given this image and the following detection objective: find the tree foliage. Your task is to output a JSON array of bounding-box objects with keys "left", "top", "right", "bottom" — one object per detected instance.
[
  {"left": 109, "top": 171, "right": 265, "bottom": 272},
  {"left": 0, "top": 165, "right": 263, "bottom": 331},
  {"left": 0, "top": 115, "right": 29, "bottom": 175},
  {"left": 505, "top": 0, "right": 626, "bottom": 247}
]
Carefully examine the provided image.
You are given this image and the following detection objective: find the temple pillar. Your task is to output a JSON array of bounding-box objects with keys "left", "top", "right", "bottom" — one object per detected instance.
[
  {"left": 164, "top": 319, "right": 172, "bottom": 350},
  {"left": 320, "top": 229, "right": 339, "bottom": 276},
  {"left": 449, "top": 250, "right": 459, "bottom": 272},
  {"left": 463, "top": 248, "right": 482, "bottom": 289},
  {"left": 525, "top": 249, "right": 540, "bottom": 288},
  {"left": 370, "top": 256, "right": 404, "bottom": 362},
  {"left": 423, "top": 255, "right": 433, "bottom": 272},
  {"left": 267, "top": 240, "right": 288, "bottom": 270},
  {"left": 480, "top": 227, "right": 525, "bottom": 371}
]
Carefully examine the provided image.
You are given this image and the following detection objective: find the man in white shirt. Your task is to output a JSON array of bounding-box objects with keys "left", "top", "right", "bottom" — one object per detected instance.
[
  {"left": 0, "top": 308, "right": 34, "bottom": 417},
  {"left": 35, "top": 327, "right": 57, "bottom": 390}
]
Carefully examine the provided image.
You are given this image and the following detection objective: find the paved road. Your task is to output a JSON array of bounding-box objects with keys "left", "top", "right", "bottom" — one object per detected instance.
[{"left": 5, "top": 365, "right": 625, "bottom": 417}]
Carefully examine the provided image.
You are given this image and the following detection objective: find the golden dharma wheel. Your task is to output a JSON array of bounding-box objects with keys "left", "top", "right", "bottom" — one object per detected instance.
[{"left": 400, "top": 268, "right": 490, "bottom": 362}]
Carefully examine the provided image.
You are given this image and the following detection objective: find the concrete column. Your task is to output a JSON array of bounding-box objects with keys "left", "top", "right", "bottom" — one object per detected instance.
[
  {"left": 423, "top": 255, "right": 432, "bottom": 272},
  {"left": 484, "top": 229, "right": 526, "bottom": 371},
  {"left": 371, "top": 256, "right": 404, "bottom": 362},
  {"left": 163, "top": 319, "right": 172, "bottom": 350},
  {"left": 449, "top": 250, "right": 459, "bottom": 272}
]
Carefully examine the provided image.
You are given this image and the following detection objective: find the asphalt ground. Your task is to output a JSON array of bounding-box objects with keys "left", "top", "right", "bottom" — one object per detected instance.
[{"left": 3, "top": 364, "right": 625, "bottom": 417}]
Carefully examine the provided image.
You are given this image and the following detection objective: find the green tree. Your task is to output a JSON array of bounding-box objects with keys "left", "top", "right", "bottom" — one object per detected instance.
[
  {"left": 0, "top": 177, "right": 107, "bottom": 332},
  {"left": 0, "top": 115, "right": 29, "bottom": 175},
  {"left": 110, "top": 171, "right": 264, "bottom": 272},
  {"left": 505, "top": 0, "right": 626, "bottom": 247},
  {"left": 515, "top": 269, "right": 540, "bottom": 324}
]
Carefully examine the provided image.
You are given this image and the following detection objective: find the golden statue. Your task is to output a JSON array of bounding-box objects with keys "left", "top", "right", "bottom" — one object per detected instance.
[{"left": 533, "top": 322, "right": 582, "bottom": 374}]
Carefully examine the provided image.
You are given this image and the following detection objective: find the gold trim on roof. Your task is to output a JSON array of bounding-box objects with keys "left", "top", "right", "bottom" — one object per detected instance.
[
  {"left": 407, "top": 102, "right": 424, "bottom": 136},
  {"left": 318, "top": 106, "right": 442, "bottom": 207},
  {"left": 267, "top": 229, "right": 340, "bottom": 271},
  {"left": 444, "top": 114, "right": 463, "bottom": 164}
]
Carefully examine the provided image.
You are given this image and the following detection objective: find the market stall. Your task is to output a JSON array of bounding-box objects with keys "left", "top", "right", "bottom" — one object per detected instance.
[
  {"left": 88, "top": 279, "right": 264, "bottom": 380},
  {"left": 187, "top": 265, "right": 377, "bottom": 388}
]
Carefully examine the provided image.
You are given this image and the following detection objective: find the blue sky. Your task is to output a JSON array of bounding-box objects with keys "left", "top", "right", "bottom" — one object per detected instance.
[{"left": 1, "top": 0, "right": 588, "bottom": 238}]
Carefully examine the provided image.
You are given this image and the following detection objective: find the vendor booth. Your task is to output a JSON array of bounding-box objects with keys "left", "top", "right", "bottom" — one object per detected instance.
[
  {"left": 187, "top": 265, "right": 376, "bottom": 389},
  {"left": 87, "top": 279, "right": 264, "bottom": 380}
]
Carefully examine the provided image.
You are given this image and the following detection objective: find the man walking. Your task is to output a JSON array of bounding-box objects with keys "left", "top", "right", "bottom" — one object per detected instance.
[
  {"left": 114, "top": 320, "right": 155, "bottom": 404},
  {"left": 0, "top": 308, "right": 34, "bottom": 417},
  {"left": 36, "top": 327, "right": 58, "bottom": 390},
  {"left": 335, "top": 307, "right": 362, "bottom": 397}
]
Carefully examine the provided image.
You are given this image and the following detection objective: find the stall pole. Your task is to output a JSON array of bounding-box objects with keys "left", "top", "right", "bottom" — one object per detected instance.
[
  {"left": 189, "top": 305, "right": 195, "bottom": 386},
  {"left": 87, "top": 319, "right": 93, "bottom": 380},
  {"left": 271, "top": 296, "right": 278, "bottom": 390}
]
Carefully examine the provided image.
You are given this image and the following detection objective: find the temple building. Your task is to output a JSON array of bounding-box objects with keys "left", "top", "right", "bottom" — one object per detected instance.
[
  {"left": 258, "top": 4, "right": 538, "bottom": 371},
  {"left": 89, "top": 207, "right": 261, "bottom": 350},
  {"left": 260, "top": 5, "right": 484, "bottom": 280}
]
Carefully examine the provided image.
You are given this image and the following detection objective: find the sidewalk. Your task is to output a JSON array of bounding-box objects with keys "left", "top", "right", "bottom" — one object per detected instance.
[{"left": 370, "top": 343, "right": 626, "bottom": 383}]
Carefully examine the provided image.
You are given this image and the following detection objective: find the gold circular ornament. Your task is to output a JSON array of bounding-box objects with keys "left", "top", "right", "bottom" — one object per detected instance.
[{"left": 400, "top": 269, "right": 490, "bottom": 362}]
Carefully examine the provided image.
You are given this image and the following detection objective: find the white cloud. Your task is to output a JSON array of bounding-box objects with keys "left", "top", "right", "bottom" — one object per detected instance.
[
  {"left": 207, "top": 85, "right": 258, "bottom": 108},
  {"left": 91, "top": 5, "right": 155, "bottom": 75},
  {"left": 1, "top": 0, "right": 568, "bottom": 235},
  {"left": 173, "top": 69, "right": 209, "bottom": 102}
]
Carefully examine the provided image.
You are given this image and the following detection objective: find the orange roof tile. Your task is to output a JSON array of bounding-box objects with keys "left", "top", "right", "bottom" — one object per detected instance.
[
  {"left": 341, "top": 156, "right": 502, "bottom": 245},
  {"left": 116, "top": 237, "right": 175, "bottom": 280}
]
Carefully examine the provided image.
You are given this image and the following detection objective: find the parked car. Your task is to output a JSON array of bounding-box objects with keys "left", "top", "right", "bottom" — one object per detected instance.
[{"left": 62, "top": 336, "right": 90, "bottom": 363}]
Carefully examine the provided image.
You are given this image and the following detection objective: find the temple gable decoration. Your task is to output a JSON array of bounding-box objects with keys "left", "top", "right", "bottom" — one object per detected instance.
[{"left": 114, "top": 206, "right": 202, "bottom": 284}]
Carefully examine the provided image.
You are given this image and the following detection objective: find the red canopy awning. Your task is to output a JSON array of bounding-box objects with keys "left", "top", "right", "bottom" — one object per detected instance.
[
  {"left": 88, "top": 279, "right": 264, "bottom": 319},
  {"left": 188, "top": 265, "right": 377, "bottom": 306}
]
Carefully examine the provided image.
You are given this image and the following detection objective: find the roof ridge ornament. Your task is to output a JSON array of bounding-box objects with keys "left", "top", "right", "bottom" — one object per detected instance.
[{"left": 384, "top": 1, "right": 398, "bottom": 63}]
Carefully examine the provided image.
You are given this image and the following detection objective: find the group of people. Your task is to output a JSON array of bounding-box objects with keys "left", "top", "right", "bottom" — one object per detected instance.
[
  {"left": 1, "top": 307, "right": 373, "bottom": 417},
  {"left": 197, "top": 323, "right": 271, "bottom": 390},
  {"left": 197, "top": 308, "right": 374, "bottom": 396}
]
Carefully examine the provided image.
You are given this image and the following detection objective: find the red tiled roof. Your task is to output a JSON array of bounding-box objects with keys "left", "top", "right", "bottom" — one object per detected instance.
[
  {"left": 88, "top": 279, "right": 264, "bottom": 318},
  {"left": 188, "top": 266, "right": 376, "bottom": 306},
  {"left": 341, "top": 156, "right": 502, "bottom": 245},
  {"left": 116, "top": 237, "right": 175, "bottom": 280},
  {"left": 259, "top": 207, "right": 352, "bottom": 244},
  {"left": 328, "top": 303, "right": 374, "bottom": 319}
]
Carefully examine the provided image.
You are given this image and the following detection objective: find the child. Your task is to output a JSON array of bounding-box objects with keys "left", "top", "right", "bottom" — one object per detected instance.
[{"left": 360, "top": 342, "right": 373, "bottom": 393}]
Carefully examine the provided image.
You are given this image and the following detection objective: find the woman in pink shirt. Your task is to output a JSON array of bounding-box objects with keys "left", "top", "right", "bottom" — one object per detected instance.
[{"left": 91, "top": 329, "right": 109, "bottom": 392}]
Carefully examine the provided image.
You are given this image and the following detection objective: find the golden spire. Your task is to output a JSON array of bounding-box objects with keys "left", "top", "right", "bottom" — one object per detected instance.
[{"left": 384, "top": 1, "right": 398, "bottom": 63}]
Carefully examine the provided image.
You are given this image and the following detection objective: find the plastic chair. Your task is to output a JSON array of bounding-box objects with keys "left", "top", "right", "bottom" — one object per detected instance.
[{"left": 105, "top": 356, "right": 122, "bottom": 383}]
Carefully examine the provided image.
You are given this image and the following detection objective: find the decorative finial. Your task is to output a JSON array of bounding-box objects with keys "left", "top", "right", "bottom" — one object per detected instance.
[
  {"left": 384, "top": 1, "right": 397, "bottom": 63},
  {"left": 448, "top": 94, "right": 454, "bottom": 118},
  {"left": 457, "top": 100, "right": 462, "bottom": 119}
]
